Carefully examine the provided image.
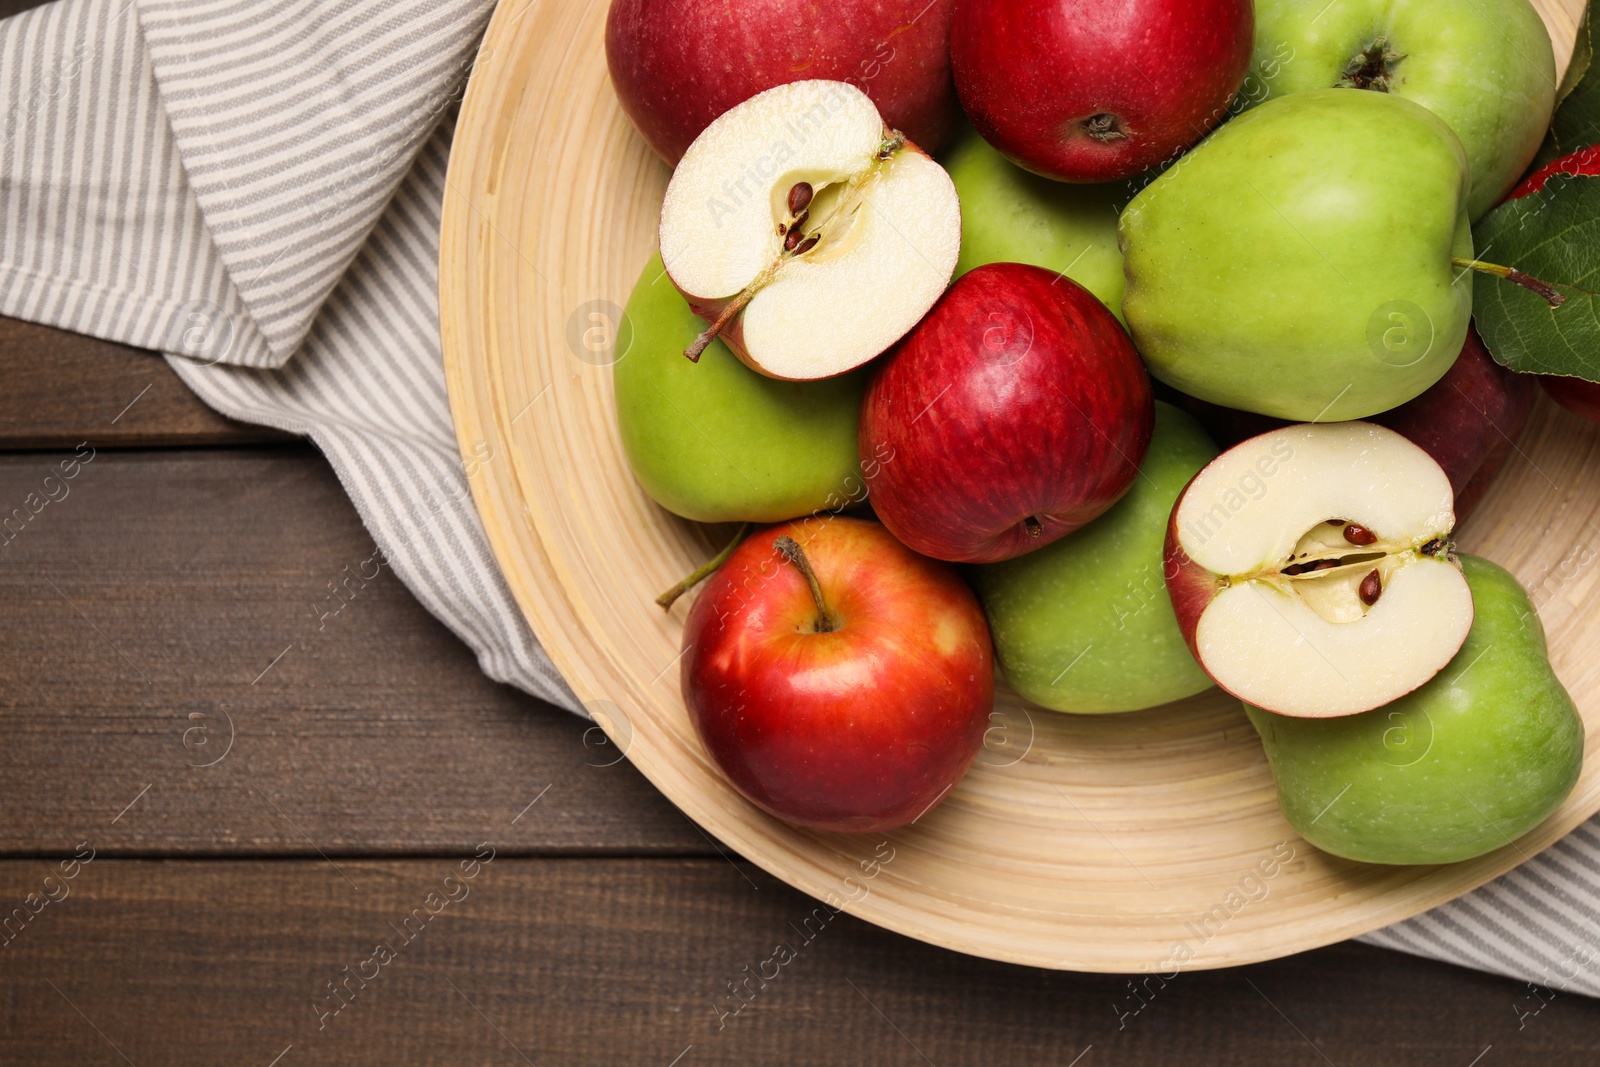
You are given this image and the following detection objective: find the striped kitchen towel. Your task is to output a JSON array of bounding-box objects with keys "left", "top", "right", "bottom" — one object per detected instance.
[
  {"left": 0, "top": 0, "right": 578, "bottom": 709},
  {"left": 2, "top": 0, "right": 1599, "bottom": 995}
]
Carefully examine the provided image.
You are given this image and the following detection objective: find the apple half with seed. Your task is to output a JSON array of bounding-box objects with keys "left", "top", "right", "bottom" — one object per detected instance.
[
  {"left": 1164, "top": 422, "right": 1473, "bottom": 718},
  {"left": 658, "top": 79, "right": 961, "bottom": 380}
]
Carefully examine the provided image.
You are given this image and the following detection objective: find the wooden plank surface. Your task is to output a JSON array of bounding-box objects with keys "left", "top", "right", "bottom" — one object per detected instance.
[
  {"left": 0, "top": 319, "right": 284, "bottom": 449},
  {"left": 3, "top": 312, "right": 1599, "bottom": 1058},
  {"left": 0, "top": 446, "right": 710, "bottom": 855},
  {"left": 2, "top": 858, "right": 1597, "bottom": 1067}
]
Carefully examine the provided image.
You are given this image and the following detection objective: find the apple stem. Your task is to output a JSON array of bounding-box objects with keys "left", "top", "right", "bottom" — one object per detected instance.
[
  {"left": 1451, "top": 257, "right": 1567, "bottom": 308},
  {"left": 774, "top": 534, "right": 839, "bottom": 633},
  {"left": 684, "top": 285, "right": 757, "bottom": 362},
  {"left": 655, "top": 522, "right": 750, "bottom": 610}
]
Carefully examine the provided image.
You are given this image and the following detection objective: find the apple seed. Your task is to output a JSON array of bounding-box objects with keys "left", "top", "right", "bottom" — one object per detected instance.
[
  {"left": 1359, "top": 569, "right": 1382, "bottom": 607},
  {"left": 788, "top": 181, "right": 814, "bottom": 215},
  {"left": 1342, "top": 523, "right": 1378, "bottom": 546}
]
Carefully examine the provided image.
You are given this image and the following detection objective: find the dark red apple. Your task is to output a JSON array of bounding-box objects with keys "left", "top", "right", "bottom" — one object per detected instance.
[
  {"left": 605, "top": 0, "right": 958, "bottom": 166},
  {"left": 1541, "top": 376, "right": 1600, "bottom": 423},
  {"left": 1374, "top": 329, "right": 1536, "bottom": 518},
  {"left": 1176, "top": 329, "right": 1535, "bottom": 522},
  {"left": 948, "top": 0, "right": 1253, "bottom": 182},
  {"left": 1504, "top": 145, "right": 1600, "bottom": 417},
  {"left": 682, "top": 516, "right": 993, "bottom": 832},
  {"left": 859, "top": 262, "right": 1153, "bottom": 564}
]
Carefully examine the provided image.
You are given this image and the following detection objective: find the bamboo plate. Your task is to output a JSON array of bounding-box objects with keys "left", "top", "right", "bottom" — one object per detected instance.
[{"left": 440, "top": 0, "right": 1596, "bottom": 970}]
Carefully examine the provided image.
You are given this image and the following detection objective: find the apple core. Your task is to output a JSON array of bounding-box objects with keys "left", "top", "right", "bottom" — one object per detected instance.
[{"left": 1166, "top": 422, "right": 1475, "bottom": 718}]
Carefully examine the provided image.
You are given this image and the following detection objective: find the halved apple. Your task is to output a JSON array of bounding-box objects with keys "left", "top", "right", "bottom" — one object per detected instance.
[
  {"left": 658, "top": 79, "right": 961, "bottom": 380},
  {"left": 1164, "top": 422, "right": 1473, "bottom": 718}
]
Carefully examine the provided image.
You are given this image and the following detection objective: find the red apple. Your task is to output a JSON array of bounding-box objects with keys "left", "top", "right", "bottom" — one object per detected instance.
[
  {"left": 1164, "top": 422, "right": 1473, "bottom": 719},
  {"left": 1374, "top": 329, "right": 1536, "bottom": 517},
  {"left": 949, "top": 0, "right": 1253, "bottom": 182},
  {"left": 1176, "top": 329, "right": 1535, "bottom": 522},
  {"left": 859, "top": 262, "right": 1153, "bottom": 563},
  {"left": 605, "top": 0, "right": 958, "bottom": 166},
  {"left": 682, "top": 516, "right": 993, "bottom": 832},
  {"left": 1542, "top": 376, "right": 1600, "bottom": 423}
]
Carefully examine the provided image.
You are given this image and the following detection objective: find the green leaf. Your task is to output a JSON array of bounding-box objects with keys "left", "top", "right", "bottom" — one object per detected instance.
[
  {"left": 1535, "top": 1, "right": 1599, "bottom": 168},
  {"left": 1470, "top": 173, "right": 1600, "bottom": 379}
]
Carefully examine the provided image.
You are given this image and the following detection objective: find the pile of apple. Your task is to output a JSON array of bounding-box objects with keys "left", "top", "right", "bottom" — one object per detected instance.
[{"left": 604, "top": 0, "right": 1596, "bottom": 864}]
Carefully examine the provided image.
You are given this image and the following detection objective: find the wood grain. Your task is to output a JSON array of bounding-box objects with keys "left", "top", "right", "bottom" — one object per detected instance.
[
  {"left": 440, "top": 0, "right": 1600, "bottom": 971},
  {"left": 2, "top": 857, "right": 1597, "bottom": 1067},
  {"left": 0, "top": 0, "right": 53, "bottom": 18},
  {"left": 0, "top": 318, "right": 282, "bottom": 449},
  {"left": 0, "top": 447, "right": 709, "bottom": 855}
]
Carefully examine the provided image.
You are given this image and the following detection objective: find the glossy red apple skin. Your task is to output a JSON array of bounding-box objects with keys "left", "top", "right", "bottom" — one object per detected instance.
[
  {"left": 605, "top": 0, "right": 958, "bottom": 166},
  {"left": 1161, "top": 494, "right": 1221, "bottom": 672},
  {"left": 681, "top": 516, "right": 993, "bottom": 832},
  {"left": 1176, "top": 329, "right": 1534, "bottom": 522},
  {"left": 1504, "top": 146, "right": 1600, "bottom": 418},
  {"left": 949, "top": 0, "right": 1252, "bottom": 182},
  {"left": 860, "top": 262, "right": 1153, "bottom": 564}
]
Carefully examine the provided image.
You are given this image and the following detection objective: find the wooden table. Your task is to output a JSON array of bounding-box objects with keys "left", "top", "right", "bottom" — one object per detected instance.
[{"left": 1, "top": 316, "right": 1597, "bottom": 1066}]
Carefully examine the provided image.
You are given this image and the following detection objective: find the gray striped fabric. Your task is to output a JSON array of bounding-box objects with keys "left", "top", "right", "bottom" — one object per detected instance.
[
  {"left": 1, "top": 0, "right": 1597, "bottom": 993},
  {"left": 0, "top": 0, "right": 579, "bottom": 707}
]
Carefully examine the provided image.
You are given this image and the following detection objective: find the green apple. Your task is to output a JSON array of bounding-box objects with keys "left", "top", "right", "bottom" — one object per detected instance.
[
  {"left": 613, "top": 252, "right": 864, "bottom": 523},
  {"left": 1242, "top": 0, "right": 1556, "bottom": 220},
  {"left": 971, "top": 402, "right": 1217, "bottom": 713},
  {"left": 1247, "top": 555, "right": 1583, "bottom": 865},
  {"left": 1120, "top": 89, "right": 1473, "bottom": 423},
  {"left": 943, "top": 129, "right": 1126, "bottom": 321}
]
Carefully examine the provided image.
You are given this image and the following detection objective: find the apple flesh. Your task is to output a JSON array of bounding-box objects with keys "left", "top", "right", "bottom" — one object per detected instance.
[
  {"left": 659, "top": 80, "right": 961, "bottom": 381},
  {"left": 942, "top": 128, "right": 1127, "bottom": 320},
  {"left": 860, "top": 262, "right": 1153, "bottom": 564},
  {"left": 606, "top": 0, "right": 958, "bottom": 165},
  {"left": 681, "top": 517, "right": 993, "bottom": 832},
  {"left": 1165, "top": 422, "right": 1474, "bottom": 718},
  {"left": 1248, "top": 555, "right": 1583, "bottom": 865},
  {"left": 1245, "top": 0, "right": 1557, "bottom": 219},
  {"left": 613, "top": 252, "right": 865, "bottom": 523},
  {"left": 972, "top": 402, "right": 1217, "bottom": 713},
  {"left": 1120, "top": 89, "right": 1473, "bottom": 422},
  {"left": 949, "top": 0, "right": 1253, "bottom": 182}
]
